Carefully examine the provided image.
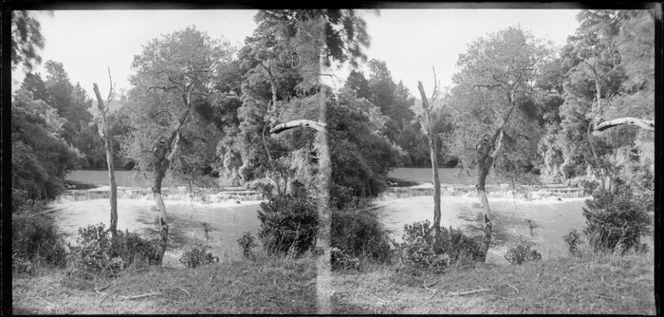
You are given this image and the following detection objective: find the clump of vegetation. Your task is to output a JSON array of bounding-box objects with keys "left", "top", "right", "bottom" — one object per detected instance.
[
  {"left": 180, "top": 222, "right": 218, "bottom": 268},
  {"left": 179, "top": 240, "right": 219, "bottom": 268},
  {"left": 582, "top": 179, "right": 651, "bottom": 254},
  {"left": 257, "top": 181, "right": 318, "bottom": 256},
  {"left": 68, "top": 223, "right": 155, "bottom": 277},
  {"left": 563, "top": 228, "right": 584, "bottom": 255},
  {"left": 397, "top": 220, "right": 483, "bottom": 273},
  {"left": 237, "top": 231, "right": 258, "bottom": 258},
  {"left": 12, "top": 201, "right": 68, "bottom": 274},
  {"left": 504, "top": 236, "right": 542, "bottom": 265},
  {"left": 331, "top": 246, "right": 360, "bottom": 270},
  {"left": 331, "top": 206, "right": 393, "bottom": 264}
]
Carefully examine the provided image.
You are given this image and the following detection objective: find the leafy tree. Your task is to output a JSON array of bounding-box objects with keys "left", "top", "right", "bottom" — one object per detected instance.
[
  {"left": 123, "top": 26, "right": 235, "bottom": 264},
  {"left": 20, "top": 72, "right": 49, "bottom": 102},
  {"left": 41, "top": 61, "right": 94, "bottom": 149},
  {"left": 11, "top": 89, "right": 79, "bottom": 200},
  {"left": 329, "top": 87, "right": 401, "bottom": 208},
  {"left": 548, "top": 10, "right": 654, "bottom": 189},
  {"left": 344, "top": 70, "right": 371, "bottom": 100},
  {"left": 446, "top": 26, "right": 551, "bottom": 261},
  {"left": 367, "top": 60, "right": 416, "bottom": 148},
  {"left": 11, "top": 11, "right": 46, "bottom": 72}
]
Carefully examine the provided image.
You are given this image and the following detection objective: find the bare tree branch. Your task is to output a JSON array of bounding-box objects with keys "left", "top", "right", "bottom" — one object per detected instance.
[
  {"left": 107, "top": 67, "right": 115, "bottom": 105},
  {"left": 147, "top": 86, "right": 179, "bottom": 93}
]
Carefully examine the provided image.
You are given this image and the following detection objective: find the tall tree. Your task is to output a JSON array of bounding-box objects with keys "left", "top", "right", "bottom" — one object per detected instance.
[
  {"left": 447, "top": 26, "right": 550, "bottom": 261},
  {"left": 43, "top": 61, "right": 93, "bottom": 147},
  {"left": 123, "top": 26, "right": 234, "bottom": 264}
]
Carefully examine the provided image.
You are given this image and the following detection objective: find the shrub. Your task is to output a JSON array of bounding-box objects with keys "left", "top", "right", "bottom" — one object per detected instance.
[
  {"left": 398, "top": 220, "right": 482, "bottom": 273},
  {"left": 237, "top": 231, "right": 258, "bottom": 258},
  {"left": 563, "top": 228, "right": 584, "bottom": 255},
  {"left": 257, "top": 181, "right": 318, "bottom": 255},
  {"left": 582, "top": 180, "right": 651, "bottom": 254},
  {"left": 179, "top": 240, "right": 219, "bottom": 268},
  {"left": 68, "top": 223, "right": 155, "bottom": 277},
  {"left": 331, "top": 207, "right": 392, "bottom": 263},
  {"left": 331, "top": 246, "right": 360, "bottom": 270},
  {"left": 12, "top": 210, "right": 68, "bottom": 273},
  {"left": 504, "top": 236, "right": 542, "bottom": 265}
]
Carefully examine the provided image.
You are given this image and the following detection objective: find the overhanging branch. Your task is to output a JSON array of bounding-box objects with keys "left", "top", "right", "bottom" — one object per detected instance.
[
  {"left": 269, "top": 120, "right": 327, "bottom": 134},
  {"left": 594, "top": 117, "right": 654, "bottom": 132}
]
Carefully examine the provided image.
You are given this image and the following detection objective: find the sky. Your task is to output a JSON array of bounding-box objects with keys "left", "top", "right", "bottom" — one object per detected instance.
[{"left": 12, "top": 8, "right": 581, "bottom": 99}]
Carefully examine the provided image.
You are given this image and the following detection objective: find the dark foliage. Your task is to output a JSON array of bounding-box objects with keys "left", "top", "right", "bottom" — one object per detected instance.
[
  {"left": 12, "top": 203, "right": 68, "bottom": 273},
  {"left": 68, "top": 223, "right": 156, "bottom": 277},
  {"left": 563, "top": 228, "right": 584, "bottom": 255},
  {"left": 257, "top": 181, "right": 318, "bottom": 255},
  {"left": 504, "top": 236, "right": 542, "bottom": 265},
  {"left": 582, "top": 180, "right": 651, "bottom": 253},
  {"left": 237, "top": 231, "right": 258, "bottom": 258},
  {"left": 331, "top": 208, "right": 392, "bottom": 263},
  {"left": 398, "top": 220, "right": 483, "bottom": 273}
]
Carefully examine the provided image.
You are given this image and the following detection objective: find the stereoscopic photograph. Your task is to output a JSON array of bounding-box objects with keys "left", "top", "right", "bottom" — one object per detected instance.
[{"left": 7, "top": 3, "right": 657, "bottom": 314}]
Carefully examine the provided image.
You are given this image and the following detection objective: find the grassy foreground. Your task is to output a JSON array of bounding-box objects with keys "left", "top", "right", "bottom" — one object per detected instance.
[
  {"left": 12, "top": 255, "right": 318, "bottom": 314},
  {"left": 333, "top": 251, "right": 655, "bottom": 314},
  {"left": 13, "top": 250, "right": 655, "bottom": 314}
]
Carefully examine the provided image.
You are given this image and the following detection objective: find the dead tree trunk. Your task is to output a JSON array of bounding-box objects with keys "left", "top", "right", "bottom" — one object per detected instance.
[
  {"left": 417, "top": 80, "right": 442, "bottom": 237},
  {"left": 92, "top": 70, "right": 117, "bottom": 238}
]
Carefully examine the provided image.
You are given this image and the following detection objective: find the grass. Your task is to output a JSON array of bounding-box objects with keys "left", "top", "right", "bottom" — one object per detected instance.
[
  {"left": 331, "top": 249, "right": 655, "bottom": 314},
  {"left": 13, "top": 254, "right": 320, "bottom": 314},
  {"left": 14, "top": 247, "right": 653, "bottom": 314}
]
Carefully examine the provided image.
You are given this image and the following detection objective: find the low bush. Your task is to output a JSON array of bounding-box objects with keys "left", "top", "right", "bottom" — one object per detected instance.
[
  {"left": 331, "top": 207, "right": 392, "bottom": 264},
  {"left": 397, "top": 220, "right": 483, "bottom": 273},
  {"left": 257, "top": 181, "right": 318, "bottom": 256},
  {"left": 504, "top": 236, "right": 542, "bottom": 265},
  {"left": 331, "top": 246, "right": 360, "bottom": 270},
  {"left": 179, "top": 240, "right": 219, "bottom": 268},
  {"left": 237, "top": 231, "right": 258, "bottom": 258},
  {"left": 563, "top": 228, "right": 584, "bottom": 255},
  {"left": 12, "top": 209, "right": 68, "bottom": 273},
  {"left": 582, "top": 180, "right": 651, "bottom": 254},
  {"left": 68, "top": 223, "right": 155, "bottom": 277}
]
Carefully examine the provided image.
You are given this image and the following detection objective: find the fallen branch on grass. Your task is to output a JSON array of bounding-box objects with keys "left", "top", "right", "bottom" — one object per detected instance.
[
  {"left": 119, "top": 292, "right": 162, "bottom": 300},
  {"left": 601, "top": 276, "right": 620, "bottom": 289},
  {"left": 427, "top": 289, "right": 439, "bottom": 300},
  {"left": 370, "top": 293, "right": 387, "bottom": 303},
  {"left": 505, "top": 283, "right": 519, "bottom": 294},
  {"left": 178, "top": 287, "right": 190, "bottom": 297},
  {"left": 447, "top": 288, "right": 491, "bottom": 296},
  {"left": 98, "top": 288, "right": 117, "bottom": 305},
  {"left": 35, "top": 296, "right": 57, "bottom": 307}
]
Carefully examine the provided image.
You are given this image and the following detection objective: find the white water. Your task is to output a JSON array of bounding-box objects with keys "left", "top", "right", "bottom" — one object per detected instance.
[
  {"left": 49, "top": 182, "right": 589, "bottom": 267},
  {"left": 48, "top": 197, "right": 264, "bottom": 268},
  {"left": 375, "top": 195, "right": 589, "bottom": 265}
]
